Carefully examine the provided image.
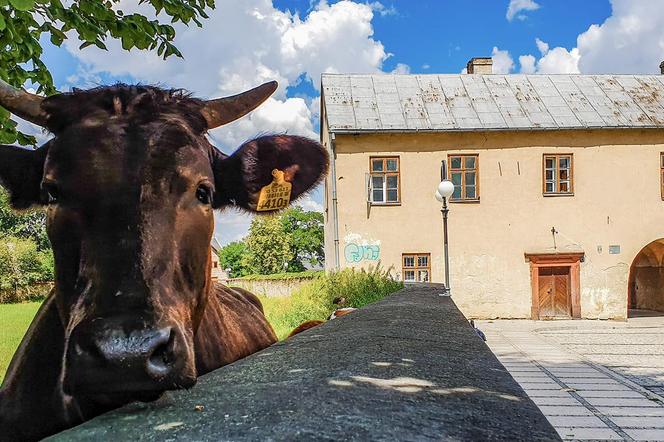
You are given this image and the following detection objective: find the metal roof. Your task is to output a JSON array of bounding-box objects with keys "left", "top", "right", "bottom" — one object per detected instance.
[{"left": 321, "top": 73, "right": 664, "bottom": 132}]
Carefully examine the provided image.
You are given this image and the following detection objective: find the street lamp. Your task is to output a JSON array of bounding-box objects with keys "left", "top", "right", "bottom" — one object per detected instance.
[{"left": 435, "top": 180, "right": 455, "bottom": 296}]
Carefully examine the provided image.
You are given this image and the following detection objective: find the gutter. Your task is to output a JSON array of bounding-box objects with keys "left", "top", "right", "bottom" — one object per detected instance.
[
  {"left": 329, "top": 132, "right": 340, "bottom": 271},
  {"left": 327, "top": 126, "right": 664, "bottom": 134}
]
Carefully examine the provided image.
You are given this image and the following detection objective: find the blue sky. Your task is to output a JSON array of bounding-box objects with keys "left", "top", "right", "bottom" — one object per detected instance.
[{"left": 21, "top": 0, "right": 664, "bottom": 244}]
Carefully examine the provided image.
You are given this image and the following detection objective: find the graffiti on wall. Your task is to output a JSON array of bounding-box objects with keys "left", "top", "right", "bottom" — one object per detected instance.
[{"left": 344, "top": 233, "right": 381, "bottom": 263}]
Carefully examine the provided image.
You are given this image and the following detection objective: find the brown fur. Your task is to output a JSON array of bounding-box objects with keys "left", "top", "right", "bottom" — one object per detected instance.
[
  {"left": 287, "top": 320, "right": 326, "bottom": 338},
  {"left": 288, "top": 308, "right": 357, "bottom": 338}
]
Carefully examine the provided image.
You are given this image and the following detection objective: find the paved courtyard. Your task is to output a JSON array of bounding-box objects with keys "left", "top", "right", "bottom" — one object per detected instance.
[{"left": 478, "top": 315, "right": 664, "bottom": 441}]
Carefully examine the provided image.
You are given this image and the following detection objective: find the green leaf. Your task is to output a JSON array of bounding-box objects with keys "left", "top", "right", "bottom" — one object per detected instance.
[
  {"left": 1, "top": 0, "right": 216, "bottom": 144},
  {"left": 8, "top": 0, "right": 35, "bottom": 11}
]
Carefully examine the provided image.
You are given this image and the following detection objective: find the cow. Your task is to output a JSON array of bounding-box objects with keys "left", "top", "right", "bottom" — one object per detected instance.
[
  {"left": 287, "top": 307, "right": 358, "bottom": 338},
  {"left": 0, "top": 79, "right": 328, "bottom": 441}
]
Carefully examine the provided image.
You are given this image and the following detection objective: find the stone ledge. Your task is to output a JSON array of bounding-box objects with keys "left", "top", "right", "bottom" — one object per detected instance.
[{"left": 49, "top": 284, "right": 560, "bottom": 441}]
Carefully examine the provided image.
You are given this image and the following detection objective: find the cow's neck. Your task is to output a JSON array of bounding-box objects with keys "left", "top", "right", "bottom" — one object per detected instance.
[
  {"left": 0, "top": 294, "right": 78, "bottom": 440},
  {"left": 193, "top": 284, "right": 277, "bottom": 375}
]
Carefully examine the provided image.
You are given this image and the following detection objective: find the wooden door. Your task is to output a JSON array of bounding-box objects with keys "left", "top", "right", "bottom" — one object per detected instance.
[{"left": 538, "top": 266, "right": 571, "bottom": 318}]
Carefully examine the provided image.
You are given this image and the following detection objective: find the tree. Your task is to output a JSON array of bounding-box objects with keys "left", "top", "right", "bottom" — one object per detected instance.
[
  {"left": 218, "top": 241, "right": 250, "bottom": 278},
  {"left": 279, "top": 207, "right": 324, "bottom": 272},
  {"left": 244, "top": 215, "right": 292, "bottom": 275},
  {"left": 0, "top": 235, "right": 49, "bottom": 302},
  {"left": 1, "top": 0, "right": 215, "bottom": 145},
  {"left": 0, "top": 188, "right": 49, "bottom": 250}
]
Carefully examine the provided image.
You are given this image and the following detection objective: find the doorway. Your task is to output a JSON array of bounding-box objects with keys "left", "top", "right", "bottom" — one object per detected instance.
[
  {"left": 628, "top": 239, "right": 664, "bottom": 316},
  {"left": 526, "top": 252, "right": 583, "bottom": 320},
  {"left": 537, "top": 266, "right": 571, "bottom": 318}
]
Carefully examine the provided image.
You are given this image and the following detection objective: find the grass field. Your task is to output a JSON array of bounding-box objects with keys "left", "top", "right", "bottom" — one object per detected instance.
[{"left": 0, "top": 302, "right": 41, "bottom": 383}]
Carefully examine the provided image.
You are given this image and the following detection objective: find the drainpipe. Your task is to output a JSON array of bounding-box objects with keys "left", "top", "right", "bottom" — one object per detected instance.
[{"left": 329, "top": 132, "right": 341, "bottom": 270}]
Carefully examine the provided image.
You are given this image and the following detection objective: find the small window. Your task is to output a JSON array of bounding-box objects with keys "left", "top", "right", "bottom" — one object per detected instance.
[
  {"left": 661, "top": 153, "right": 664, "bottom": 200},
  {"left": 402, "top": 253, "right": 431, "bottom": 283},
  {"left": 448, "top": 154, "right": 479, "bottom": 201},
  {"left": 543, "top": 154, "right": 573, "bottom": 195},
  {"left": 369, "top": 157, "right": 400, "bottom": 204}
]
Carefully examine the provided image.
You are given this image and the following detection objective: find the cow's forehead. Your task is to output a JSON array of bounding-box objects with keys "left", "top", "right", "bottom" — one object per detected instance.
[{"left": 44, "top": 121, "right": 212, "bottom": 191}]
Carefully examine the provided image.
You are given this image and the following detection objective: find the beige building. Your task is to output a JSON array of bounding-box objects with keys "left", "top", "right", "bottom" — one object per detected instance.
[
  {"left": 210, "top": 238, "right": 228, "bottom": 282},
  {"left": 321, "top": 59, "right": 664, "bottom": 320}
]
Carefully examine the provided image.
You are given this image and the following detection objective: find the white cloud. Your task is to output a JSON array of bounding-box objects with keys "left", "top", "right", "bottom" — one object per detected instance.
[
  {"left": 296, "top": 194, "right": 323, "bottom": 212},
  {"left": 390, "top": 63, "right": 411, "bottom": 74},
  {"left": 535, "top": 38, "right": 549, "bottom": 56},
  {"left": 65, "top": 0, "right": 388, "bottom": 152},
  {"left": 506, "top": 0, "right": 540, "bottom": 22},
  {"left": 517, "top": 0, "right": 664, "bottom": 75},
  {"left": 536, "top": 45, "right": 580, "bottom": 74},
  {"left": 210, "top": 96, "right": 318, "bottom": 152},
  {"left": 521, "top": 39, "right": 580, "bottom": 74},
  {"left": 422, "top": 63, "right": 431, "bottom": 70},
  {"left": 491, "top": 47, "right": 514, "bottom": 74},
  {"left": 214, "top": 210, "right": 253, "bottom": 245},
  {"left": 519, "top": 54, "right": 536, "bottom": 74},
  {"left": 367, "top": 1, "right": 397, "bottom": 17},
  {"left": 576, "top": 0, "right": 664, "bottom": 74}
]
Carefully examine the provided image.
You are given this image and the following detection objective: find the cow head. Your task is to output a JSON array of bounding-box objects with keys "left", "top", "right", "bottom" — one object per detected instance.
[{"left": 0, "top": 80, "right": 327, "bottom": 407}]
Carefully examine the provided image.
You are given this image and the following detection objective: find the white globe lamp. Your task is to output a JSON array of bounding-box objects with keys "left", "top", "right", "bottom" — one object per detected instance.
[{"left": 437, "top": 180, "right": 455, "bottom": 199}]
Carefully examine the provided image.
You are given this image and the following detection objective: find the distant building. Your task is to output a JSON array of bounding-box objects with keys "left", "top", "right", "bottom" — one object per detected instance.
[
  {"left": 321, "top": 58, "right": 664, "bottom": 320},
  {"left": 210, "top": 237, "right": 228, "bottom": 282}
]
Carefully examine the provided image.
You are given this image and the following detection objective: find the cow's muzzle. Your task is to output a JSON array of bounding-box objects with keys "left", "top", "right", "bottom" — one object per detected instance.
[{"left": 64, "top": 317, "right": 196, "bottom": 399}]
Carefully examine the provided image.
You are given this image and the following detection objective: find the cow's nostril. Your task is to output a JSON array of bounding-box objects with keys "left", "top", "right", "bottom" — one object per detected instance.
[{"left": 146, "top": 328, "right": 177, "bottom": 379}]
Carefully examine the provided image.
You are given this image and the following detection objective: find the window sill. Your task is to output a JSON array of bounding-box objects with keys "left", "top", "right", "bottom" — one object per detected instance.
[
  {"left": 449, "top": 199, "right": 480, "bottom": 204},
  {"left": 543, "top": 193, "right": 574, "bottom": 197},
  {"left": 369, "top": 202, "right": 401, "bottom": 206}
]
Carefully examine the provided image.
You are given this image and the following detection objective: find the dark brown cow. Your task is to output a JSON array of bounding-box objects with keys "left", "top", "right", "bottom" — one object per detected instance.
[{"left": 0, "top": 79, "right": 327, "bottom": 441}]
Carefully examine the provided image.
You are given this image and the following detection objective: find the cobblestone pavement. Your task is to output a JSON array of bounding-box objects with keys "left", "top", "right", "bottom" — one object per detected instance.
[{"left": 478, "top": 316, "right": 664, "bottom": 441}]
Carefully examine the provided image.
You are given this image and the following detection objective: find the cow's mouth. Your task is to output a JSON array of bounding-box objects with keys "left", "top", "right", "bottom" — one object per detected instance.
[{"left": 73, "top": 376, "right": 197, "bottom": 408}]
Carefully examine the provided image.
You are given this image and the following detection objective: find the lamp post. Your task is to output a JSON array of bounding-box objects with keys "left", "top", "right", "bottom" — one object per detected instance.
[{"left": 435, "top": 180, "right": 455, "bottom": 296}]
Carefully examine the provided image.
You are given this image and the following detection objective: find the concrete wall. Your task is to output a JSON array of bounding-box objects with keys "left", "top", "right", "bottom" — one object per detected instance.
[
  {"left": 323, "top": 129, "right": 664, "bottom": 319},
  {"left": 51, "top": 285, "right": 559, "bottom": 441},
  {"left": 225, "top": 277, "right": 316, "bottom": 298}
]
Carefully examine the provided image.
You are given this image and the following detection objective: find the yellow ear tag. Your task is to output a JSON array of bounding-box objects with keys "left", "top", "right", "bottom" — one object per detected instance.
[{"left": 256, "top": 169, "right": 292, "bottom": 212}]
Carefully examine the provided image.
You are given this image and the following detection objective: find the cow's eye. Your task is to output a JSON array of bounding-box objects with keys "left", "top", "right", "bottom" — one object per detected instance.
[
  {"left": 41, "top": 183, "right": 60, "bottom": 205},
  {"left": 196, "top": 185, "right": 212, "bottom": 205}
]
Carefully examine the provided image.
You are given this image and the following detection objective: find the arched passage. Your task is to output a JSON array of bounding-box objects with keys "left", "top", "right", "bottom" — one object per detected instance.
[{"left": 628, "top": 238, "right": 664, "bottom": 316}]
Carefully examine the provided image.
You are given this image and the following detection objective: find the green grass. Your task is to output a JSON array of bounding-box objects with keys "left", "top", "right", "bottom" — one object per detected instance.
[
  {"left": 234, "top": 270, "right": 324, "bottom": 281},
  {"left": 259, "top": 265, "right": 403, "bottom": 340},
  {"left": 0, "top": 301, "right": 41, "bottom": 383}
]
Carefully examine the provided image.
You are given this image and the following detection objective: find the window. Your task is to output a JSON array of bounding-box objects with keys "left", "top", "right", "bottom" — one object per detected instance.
[
  {"left": 369, "top": 157, "right": 400, "bottom": 204},
  {"left": 402, "top": 253, "right": 431, "bottom": 283},
  {"left": 543, "top": 154, "right": 573, "bottom": 195},
  {"left": 661, "top": 153, "right": 664, "bottom": 200},
  {"left": 448, "top": 154, "right": 479, "bottom": 201}
]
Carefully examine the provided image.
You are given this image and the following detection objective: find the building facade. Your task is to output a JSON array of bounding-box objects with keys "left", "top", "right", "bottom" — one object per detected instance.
[{"left": 321, "top": 61, "right": 664, "bottom": 320}]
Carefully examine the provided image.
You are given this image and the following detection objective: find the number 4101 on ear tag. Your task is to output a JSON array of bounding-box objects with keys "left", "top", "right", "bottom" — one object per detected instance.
[{"left": 256, "top": 169, "right": 292, "bottom": 212}]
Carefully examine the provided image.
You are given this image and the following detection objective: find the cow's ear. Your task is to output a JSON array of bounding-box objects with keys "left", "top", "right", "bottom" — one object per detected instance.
[
  {"left": 0, "top": 144, "right": 47, "bottom": 209},
  {"left": 211, "top": 135, "right": 328, "bottom": 211}
]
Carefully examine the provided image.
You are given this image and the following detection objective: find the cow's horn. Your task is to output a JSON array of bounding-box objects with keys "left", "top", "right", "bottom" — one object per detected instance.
[
  {"left": 201, "top": 81, "right": 278, "bottom": 129},
  {"left": 0, "top": 78, "right": 47, "bottom": 127}
]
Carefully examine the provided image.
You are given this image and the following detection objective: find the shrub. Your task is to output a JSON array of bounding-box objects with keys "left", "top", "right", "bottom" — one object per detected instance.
[
  {"left": 259, "top": 263, "right": 403, "bottom": 340},
  {"left": 0, "top": 236, "right": 53, "bottom": 303}
]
